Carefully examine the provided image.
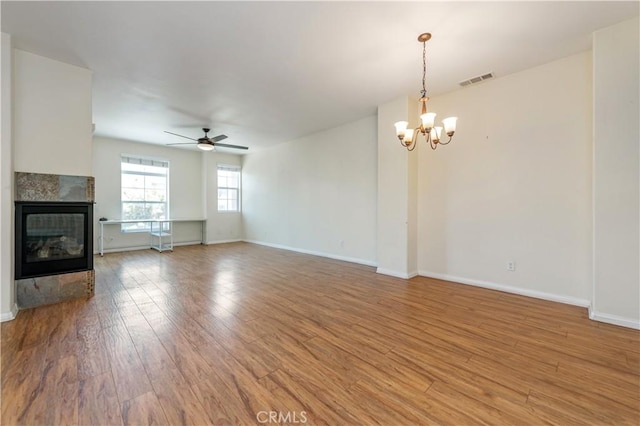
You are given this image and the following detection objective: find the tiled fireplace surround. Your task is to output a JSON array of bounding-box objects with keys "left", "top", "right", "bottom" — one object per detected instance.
[{"left": 15, "top": 172, "right": 95, "bottom": 309}]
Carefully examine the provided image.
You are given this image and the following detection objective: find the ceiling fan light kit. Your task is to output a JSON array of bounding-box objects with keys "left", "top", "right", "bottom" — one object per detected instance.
[
  {"left": 197, "top": 142, "right": 215, "bottom": 151},
  {"left": 394, "top": 33, "right": 458, "bottom": 152},
  {"left": 165, "top": 128, "right": 249, "bottom": 151}
]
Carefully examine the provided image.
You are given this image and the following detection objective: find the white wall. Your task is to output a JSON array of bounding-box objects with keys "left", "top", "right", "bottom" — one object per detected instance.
[
  {"left": 92, "top": 137, "right": 204, "bottom": 252},
  {"left": 203, "top": 152, "right": 243, "bottom": 244},
  {"left": 242, "top": 115, "right": 377, "bottom": 265},
  {"left": 418, "top": 51, "right": 593, "bottom": 306},
  {"left": 2, "top": 48, "right": 92, "bottom": 320},
  {"left": 592, "top": 17, "right": 640, "bottom": 328},
  {"left": 13, "top": 49, "right": 92, "bottom": 176},
  {"left": 0, "top": 33, "right": 16, "bottom": 321},
  {"left": 377, "top": 96, "right": 418, "bottom": 278}
]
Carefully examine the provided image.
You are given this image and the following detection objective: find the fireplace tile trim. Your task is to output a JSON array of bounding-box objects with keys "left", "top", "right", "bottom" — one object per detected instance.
[
  {"left": 16, "top": 270, "right": 95, "bottom": 309},
  {"left": 15, "top": 172, "right": 95, "bottom": 203}
]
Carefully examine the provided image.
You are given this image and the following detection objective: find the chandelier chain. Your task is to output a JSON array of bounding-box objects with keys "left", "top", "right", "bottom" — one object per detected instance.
[{"left": 421, "top": 41, "right": 427, "bottom": 98}]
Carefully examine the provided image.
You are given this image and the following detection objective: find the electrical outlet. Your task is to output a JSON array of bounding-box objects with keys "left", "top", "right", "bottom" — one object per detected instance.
[{"left": 507, "top": 261, "right": 516, "bottom": 272}]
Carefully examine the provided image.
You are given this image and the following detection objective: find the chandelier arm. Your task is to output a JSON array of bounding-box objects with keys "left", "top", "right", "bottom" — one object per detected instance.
[
  {"left": 407, "top": 140, "right": 417, "bottom": 151},
  {"left": 427, "top": 134, "right": 438, "bottom": 150},
  {"left": 422, "top": 127, "right": 432, "bottom": 147},
  {"left": 414, "top": 126, "right": 425, "bottom": 151},
  {"left": 438, "top": 136, "right": 454, "bottom": 146}
]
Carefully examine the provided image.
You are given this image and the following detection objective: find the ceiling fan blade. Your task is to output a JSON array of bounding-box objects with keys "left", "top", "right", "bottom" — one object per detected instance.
[
  {"left": 164, "top": 131, "right": 198, "bottom": 141},
  {"left": 214, "top": 142, "right": 249, "bottom": 150},
  {"left": 166, "top": 142, "right": 197, "bottom": 146},
  {"left": 211, "top": 134, "right": 228, "bottom": 142}
]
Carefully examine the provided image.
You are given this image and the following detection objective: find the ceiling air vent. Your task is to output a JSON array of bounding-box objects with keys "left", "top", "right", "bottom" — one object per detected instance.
[{"left": 459, "top": 72, "right": 494, "bottom": 87}]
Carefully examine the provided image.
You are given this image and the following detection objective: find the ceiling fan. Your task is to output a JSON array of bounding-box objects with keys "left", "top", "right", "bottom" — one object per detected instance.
[{"left": 165, "top": 128, "right": 248, "bottom": 151}]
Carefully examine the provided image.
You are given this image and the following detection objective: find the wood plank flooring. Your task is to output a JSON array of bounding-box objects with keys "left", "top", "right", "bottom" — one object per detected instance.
[{"left": 2, "top": 242, "right": 639, "bottom": 425}]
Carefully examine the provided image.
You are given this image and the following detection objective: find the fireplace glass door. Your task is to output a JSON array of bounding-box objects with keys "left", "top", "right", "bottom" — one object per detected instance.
[
  {"left": 26, "top": 213, "right": 85, "bottom": 261},
  {"left": 16, "top": 203, "right": 93, "bottom": 279}
]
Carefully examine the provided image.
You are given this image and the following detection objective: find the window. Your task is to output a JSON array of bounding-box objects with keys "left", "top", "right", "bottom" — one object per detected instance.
[
  {"left": 121, "top": 156, "right": 169, "bottom": 232},
  {"left": 217, "top": 165, "right": 241, "bottom": 212}
]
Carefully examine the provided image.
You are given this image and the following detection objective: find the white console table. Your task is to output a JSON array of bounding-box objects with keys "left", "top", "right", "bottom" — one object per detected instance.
[{"left": 98, "top": 218, "right": 206, "bottom": 256}]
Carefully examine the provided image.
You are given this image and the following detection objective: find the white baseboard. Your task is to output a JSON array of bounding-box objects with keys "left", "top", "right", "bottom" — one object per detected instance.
[
  {"left": 419, "top": 270, "right": 592, "bottom": 308},
  {"left": 376, "top": 268, "right": 418, "bottom": 279},
  {"left": 95, "top": 245, "right": 150, "bottom": 254},
  {"left": 206, "top": 238, "right": 243, "bottom": 245},
  {"left": 589, "top": 309, "right": 640, "bottom": 330},
  {"left": 173, "top": 241, "right": 205, "bottom": 247},
  {"left": 0, "top": 303, "right": 18, "bottom": 322},
  {"left": 244, "top": 239, "right": 377, "bottom": 268}
]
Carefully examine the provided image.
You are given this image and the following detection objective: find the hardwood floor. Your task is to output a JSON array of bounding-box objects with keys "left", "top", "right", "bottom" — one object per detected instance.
[{"left": 2, "top": 242, "right": 639, "bottom": 425}]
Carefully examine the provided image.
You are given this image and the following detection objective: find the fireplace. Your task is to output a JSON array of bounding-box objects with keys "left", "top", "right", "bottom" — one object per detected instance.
[
  {"left": 14, "top": 172, "right": 96, "bottom": 309},
  {"left": 15, "top": 202, "right": 93, "bottom": 279}
]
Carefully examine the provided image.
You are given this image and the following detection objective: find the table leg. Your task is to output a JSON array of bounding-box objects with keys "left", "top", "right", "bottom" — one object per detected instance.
[{"left": 99, "top": 222, "right": 104, "bottom": 256}]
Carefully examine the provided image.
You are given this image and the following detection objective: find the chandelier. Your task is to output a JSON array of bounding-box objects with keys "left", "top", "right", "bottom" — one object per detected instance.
[{"left": 394, "top": 33, "right": 458, "bottom": 151}]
